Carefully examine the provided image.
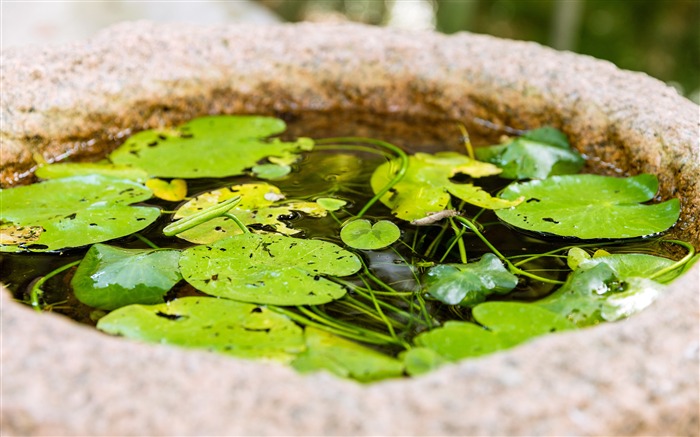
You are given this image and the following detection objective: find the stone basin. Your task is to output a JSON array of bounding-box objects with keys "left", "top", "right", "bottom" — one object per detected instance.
[{"left": 1, "top": 22, "right": 698, "bottom": 435}]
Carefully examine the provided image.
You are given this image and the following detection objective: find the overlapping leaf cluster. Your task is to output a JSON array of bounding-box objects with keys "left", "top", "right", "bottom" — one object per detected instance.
[{"left": 2, "top": 116, "right": 693, "bottom": 383}]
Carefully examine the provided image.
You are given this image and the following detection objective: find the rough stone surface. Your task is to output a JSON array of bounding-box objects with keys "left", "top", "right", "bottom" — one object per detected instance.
[{"left": 1, "top": 22, "right": 699, "bottom": 436}]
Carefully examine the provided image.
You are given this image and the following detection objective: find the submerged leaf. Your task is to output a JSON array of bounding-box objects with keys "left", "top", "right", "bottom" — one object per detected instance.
[
  {"left": 72, "top": 244, "right": 181, "bottom": 310},
  {"left": 423, "top": 254, "right": 518, "bottom": 306},
  {"left": 536, "top": 253, "right": 675, "bottom": 326},
  {"left": 340, "top": 219, "right": 401, "bottom": 250},
  {"left": 476, "top": 127, "right": 584, "bottom": 179},
  {"left": 172, "top": 183, "right": 326, "bottom": 244},
  {"left": 109, "top": 116, "right": 313, "bottom": 179},
  {"left": 316, "top": 197, "right": 348, "bottom": 212},
  {"left": 370, "top": 152, "right": 520, "bottom": 222},
  {"left": 252, "top": 163, "right": 291, "bottom": 180},
  {"left": 0, "top": 175, "right": 159, "bottom": 252},
  {"left": 495, "top": 174, "right": 680, "bottom": 239},
  {"left": 291, "top": 327, "right": 404, "bottom": 382},
  {"left": 97, "top": 297, "right": 305, "bottom": 362},
  {"left": 179, "top": 233, "right": 361, "bottom": 305}
]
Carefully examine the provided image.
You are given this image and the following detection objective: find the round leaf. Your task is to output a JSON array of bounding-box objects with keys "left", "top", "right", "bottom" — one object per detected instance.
[
  {"left": 179, "top": 233, "right": 361, "bottom": 305},
  {"left": 0, "top": 175, "right": 160, "bottom": 252},
  {"left": 423, "top": 253, "right": 518, "bottom": 306},
  {"left": 109, "top": 116, "right": 313, "bottom": 179},
  {"left": 35, "top": 162, "right": 148, "bottom": 182},
  {"left": 97, "top": 297, "right": 305, "bottom": 362},
  {"left": 72, "top": 244, "right": 182, "bottom": 310},
  {"left": 340, "top": 219, "right": 401, "bottom": 250},
  {"left": 495, "top": 174, "right": 680, "bottom": 239}
]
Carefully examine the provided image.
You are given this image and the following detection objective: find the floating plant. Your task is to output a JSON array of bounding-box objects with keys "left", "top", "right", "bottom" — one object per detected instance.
[{"left": 1, "top": 115, "right": 695, "bottom": 383}]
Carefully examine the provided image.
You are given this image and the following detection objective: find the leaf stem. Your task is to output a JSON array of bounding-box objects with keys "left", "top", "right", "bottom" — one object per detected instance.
[
  {"left": 316, "top": 137, "right": 409, "bottom": 219},
  {"left": 162, "top": 196, "right": 241, "bottom": 236},
  {"left": 222, "top": 213, "right": 250, "bottom": 234},
  {"left": 29, "top": 260, "right": 81, "bottom": 312},
  {"left": 649, "top": 240, "right": 696, "bottom": 280},
  {"left": 134, "top": 233, "right": 160, "bottom": 249},
  {"left": 454, "top": 216, "right": 564, "bottom": 285}
]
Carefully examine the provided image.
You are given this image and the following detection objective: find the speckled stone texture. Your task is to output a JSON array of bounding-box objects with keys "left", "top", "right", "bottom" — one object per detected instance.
[{"left": 1, "top": 22, "right": 698, "bottom": 436}]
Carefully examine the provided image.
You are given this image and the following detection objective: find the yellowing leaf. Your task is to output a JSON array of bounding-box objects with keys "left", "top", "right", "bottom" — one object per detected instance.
[
  {"left": 370, "top": 152, "right": 522, "bottom": 222},
  {"left": 146, "top": 178, "right": 188, "bottom": 201},
  {"left": 0, "top": 224, "right": 43, "bottom": 245},
  {"left": 172, "top": 183, "right": 326, "bottom": 244}
]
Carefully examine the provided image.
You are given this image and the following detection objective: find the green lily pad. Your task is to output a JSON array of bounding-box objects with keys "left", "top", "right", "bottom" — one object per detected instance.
[
  {"left": 536, "top": 253, "right": 675, "bottom": 326},
  {"left": 97, "top": 297, "right": 305, "bottom": 362},
  {"left": 495, "top": 174, "right": 680, "bottom": 239},
  {"left": 35, "top": 162, "right": 149, "bottom": 182},
  {"left": 370, "top": 152, "right": 521, "bottom": 222},
  {"left": 172, "top": 183, "right": 327, "bottom": 244},
  {"left": 291, "top": 327, "right": 404, "bottom": 382},
  {"left": 71, "top": 244, "right": 182, "bottom": 310},
  {"left": 0, "top": 175, "right": 160, "bottom": 253},
  {"left": 109, "top": 116, "right": 314, "bottom": 179},
  {"left": 340, "top": 219, "right": 401, "bottom": 250},
  {"left": 400, "top": 347, "right": 446, "bottom": 376},
  {"left": 472, "top": 301, "right": 576, "bottom": 347},
  {"left": 476, "top": 127, "right": 584, "bottom": 179},
  {"left": 179, "top": 233, "right": 362, "bottom": 305},
  {"left": 423, "top": 254, "right": 518, "bottom": 306},
  {"left": 415, "top": 302, "right": 575, "bottom": 360}
]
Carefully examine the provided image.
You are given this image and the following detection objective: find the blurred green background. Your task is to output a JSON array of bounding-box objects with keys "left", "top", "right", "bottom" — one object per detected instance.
[{"left": 254, "top": 0, "right": 699, "bottom": 102}]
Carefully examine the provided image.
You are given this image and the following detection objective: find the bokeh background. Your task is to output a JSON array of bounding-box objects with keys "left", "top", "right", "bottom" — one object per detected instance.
[{"left": 2, "top": 0, "right": 698, "bottom": 102}]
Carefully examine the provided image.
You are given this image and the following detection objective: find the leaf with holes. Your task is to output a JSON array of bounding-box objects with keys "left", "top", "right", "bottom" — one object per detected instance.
[
  {"left": 423, "top": 253, "right": 518, "bottom": 306},
  {"left": 370, "top": 152, "right": 521, "bottom": 222},
  {"left": 476, "top": 127, "right": 584, "bottom": 179},
  {"left": 0, "top": 175, "right": 159, "bottom": 253},
  {"left": 291, "top": 327, "right": 404, "bottom": 382},
  {"left": 71, "top": 244, "right": 181, "bottom": 310},
  {"left": 495, "top": 174, "right": 680, "bottom": 239},
  {"left": 171, "top": 183, "right": 326, "bottom": 244},
  {"left": 340, "top": 219, "right": 401, "bottom": 250},
  {"left": 179, "top": 233, "right": 361, "bottom": 305},
  {"left": 109, "top": 115, "right": 314, "bottom": 178},
  {"left": 97, "top": 297, "right": 305, "bottom": 362}
]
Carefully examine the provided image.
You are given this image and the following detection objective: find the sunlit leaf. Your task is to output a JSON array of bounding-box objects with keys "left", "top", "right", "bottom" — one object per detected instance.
[
  {"left": 179, "top": 233, "right": 361, "bottom": 305},
  {"left": 291, "top": 327, "right": 404, "bottom": 382},
  {"left": 370, "top": 152, "right": 521, "bottom": 222},
  {"left": 340, "top": 219, "right": 401, "bottom": 250},
  {"left": 476, "top": 127, "right": 584, "bottom": 179},
  {"left": 97, "top": 297, "right": 305, "bottom": 362},
  {"left": 0, "top": 175, "right": 159, "bottom": 252},
  {"left": 35, "top": 162, "right": 149, "bottom": 182},
  {"left": 71, "top": 244, "right": 181, "bottom": 310},
  {"left": 495, "top": 174, "right": 680, "bottom": 239},
  {"left": 145, "top": 178, "right": 187, "bottom": 201},
  {"left": 172, "top": 183, "right": 326, "bottom": 244},
  {"left": 423, "top": 254, "right": 518, "bottom": 306},
  {"left": 109, "top": 116, "right": 313, "bottom": 178}
]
